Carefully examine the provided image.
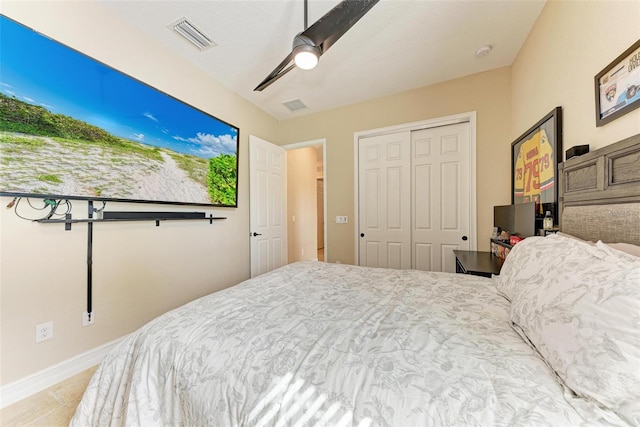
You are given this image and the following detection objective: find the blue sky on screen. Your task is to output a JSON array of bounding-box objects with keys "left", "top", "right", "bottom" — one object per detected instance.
[{"left": 0, "top": 16, "right": 237, "bottom": 159}]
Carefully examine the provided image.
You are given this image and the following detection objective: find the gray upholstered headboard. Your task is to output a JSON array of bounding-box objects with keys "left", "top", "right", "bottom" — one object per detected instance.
[{"left": 558, "top": 133, "right": 640, "bottom": 245}]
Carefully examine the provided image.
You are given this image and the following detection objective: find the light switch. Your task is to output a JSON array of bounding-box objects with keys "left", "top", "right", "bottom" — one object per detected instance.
[{"left": 335, "top": 216, "right": 348, "bottom": 224}]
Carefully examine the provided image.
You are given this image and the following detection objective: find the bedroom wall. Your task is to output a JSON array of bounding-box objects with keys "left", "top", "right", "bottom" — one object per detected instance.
[
  {"left": 279, "top": 1, "right": 640, "bottom": 266},
  {"left": 0, "top": 2, "right": 278, "bottom": 386},
  {"left": 279, "top": 68, "right": 513, "bottom": 264},
  {"left": 511, "top": 0, "right": 640, "bottom": 154},
  {"left": 287, "top": 147, "right": 318, "bottom": 262}
]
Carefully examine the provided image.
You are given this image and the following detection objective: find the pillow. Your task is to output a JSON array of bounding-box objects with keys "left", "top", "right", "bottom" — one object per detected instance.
[
  {"left": 496, "top": 234, "right": 588, "bottom": 301},
  {"left": 509, "top": 238, "right": 640, "bottom": 425},
  {"left": 602, "top": 241, "right": 640, "bottom": 259}
]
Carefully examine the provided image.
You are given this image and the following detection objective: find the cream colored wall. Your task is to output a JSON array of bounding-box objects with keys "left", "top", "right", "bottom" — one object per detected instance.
[
  {"left": 0, "top": 2, "right": 278, "bottom": 386},
  {"left": 287, "top": 148, "right": 318, "bottom": 262},
  {"left": 279, "top": 68, "right": 513, "bottom": 264},
  {"left": 4, "top": 0, "right": 638, "bottom": 391},
  {"left": 279, "top": 1, "right": 640, "bottom": 265},
  {"left": 512, "top": 0, "right": 640, "bottom": 154}
]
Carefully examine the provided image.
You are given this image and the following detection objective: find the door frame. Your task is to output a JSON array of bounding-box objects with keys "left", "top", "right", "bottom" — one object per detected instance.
[
  {"left": 282, "top": 138, "right": 328, "bottom": 262},
  {"left": 353, "top": 111, "right": 477, "bottom": 265}
]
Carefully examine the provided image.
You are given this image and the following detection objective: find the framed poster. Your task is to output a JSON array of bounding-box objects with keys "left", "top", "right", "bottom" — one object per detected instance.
[
  {"left": 511, "top": 107, "right": 563, "bottom": 223},
  {"left": 0, "top": 15, "right": 239, "bottom": 207},
  {"left": 595, "top": 39, "right": 640, "bottom": 127}
]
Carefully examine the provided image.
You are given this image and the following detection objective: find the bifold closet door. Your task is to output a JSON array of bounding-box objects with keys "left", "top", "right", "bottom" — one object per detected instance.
[{"left": 358, "top": 132, "right": 411, "bottom": 269}]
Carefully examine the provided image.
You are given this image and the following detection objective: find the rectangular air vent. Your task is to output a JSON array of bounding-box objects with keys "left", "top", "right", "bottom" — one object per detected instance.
[
  {"left": 283, "top": 99, "right": 308, "bottom": 112},
  {"left": 169, "top": 18, "right": 216, "bottom": 51}
]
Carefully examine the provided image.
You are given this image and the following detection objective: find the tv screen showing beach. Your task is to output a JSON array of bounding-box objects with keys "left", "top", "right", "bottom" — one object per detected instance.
[{"left": 0, "top": 16, "right": 239, "bottom": 207}]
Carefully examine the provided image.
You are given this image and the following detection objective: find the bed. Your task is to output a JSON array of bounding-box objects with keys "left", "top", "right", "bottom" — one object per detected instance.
[{"left": 72, "top": 134, "right": 640, "bottom": 427}]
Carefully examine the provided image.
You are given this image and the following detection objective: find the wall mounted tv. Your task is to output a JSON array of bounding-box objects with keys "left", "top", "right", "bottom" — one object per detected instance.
[{"left": 0, "top": 16, "right": 239, "bottom": 207}]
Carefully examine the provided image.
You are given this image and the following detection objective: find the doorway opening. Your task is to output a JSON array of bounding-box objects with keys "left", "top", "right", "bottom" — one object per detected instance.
[{"left": 284, "top": 139, "right": 327, "bottom": 263}]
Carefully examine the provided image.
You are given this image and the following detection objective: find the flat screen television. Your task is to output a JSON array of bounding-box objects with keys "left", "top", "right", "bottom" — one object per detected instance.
[
  {"left": 494, "top": 202, "right": 536, "bottom": 238},
  {"left": 513, "top": 202, "right": 536, "bottom": 238},
  {"left": 493, "top": 204, "right": 514, "bottom": 235},
  {"left": 0, "top": 15, "right": 239, "bottom": 207}
]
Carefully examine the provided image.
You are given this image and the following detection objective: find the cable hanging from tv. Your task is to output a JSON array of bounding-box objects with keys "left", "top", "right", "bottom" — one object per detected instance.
[{"left": 7, "top": 197, "right": 227, "bottom": 323}]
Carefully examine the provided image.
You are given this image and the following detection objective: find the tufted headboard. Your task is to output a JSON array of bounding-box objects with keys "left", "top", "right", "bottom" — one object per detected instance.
[{"left": 558, "top": 133, "right": 640, "bottom": 245}]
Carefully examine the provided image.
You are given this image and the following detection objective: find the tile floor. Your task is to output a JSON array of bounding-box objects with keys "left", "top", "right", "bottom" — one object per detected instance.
[{"left": 0, "top": 366, "right": 97, "bottom": 426}]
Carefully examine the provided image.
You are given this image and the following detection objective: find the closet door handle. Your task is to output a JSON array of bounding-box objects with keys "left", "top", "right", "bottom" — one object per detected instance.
[
  {"left": 360, "top": 233, "right": 365, "bottom": 237},
  {"left": 461, "top": 236, "right": 468, "bottom": 241},
  {"left": 251, "top": 232, "right": 262, "bottom": 237}
]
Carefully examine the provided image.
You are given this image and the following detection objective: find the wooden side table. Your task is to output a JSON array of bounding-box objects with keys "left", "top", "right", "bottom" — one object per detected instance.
[{"left": 453, "top": 250, "right": 504, "bottom": 278}]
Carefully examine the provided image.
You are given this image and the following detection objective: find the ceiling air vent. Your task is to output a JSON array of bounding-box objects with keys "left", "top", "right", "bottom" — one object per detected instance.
[
  {"left": 283, "top": 99, "right": 308, "bottom": 112},
  {"left": 169, "top": 18, "right": 216, "bottom": 51}
]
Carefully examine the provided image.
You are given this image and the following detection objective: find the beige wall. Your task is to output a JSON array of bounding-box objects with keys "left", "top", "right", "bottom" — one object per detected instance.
[
  {"left": 279, "top": 0, "right": 640, "bottom": 265},
  {"left": 0, "top": 2, "right": 278, "bottom": 386},
  {"left": 512, "top": 0, "right": 640, "bottom": 153},
  {"left": 3, "top": 0, "right": 640, "bottom": 392},
  {"left": 279, "top": 67, "right": 513, "bottom": 263},
  {"left": 287, "top": 148, "right": 318, "bottom": 262}
]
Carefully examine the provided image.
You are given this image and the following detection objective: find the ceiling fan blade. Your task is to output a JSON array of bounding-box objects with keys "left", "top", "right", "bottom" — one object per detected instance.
[
  {"left": 254, "top": 52, "right": 296, "bottom": 91},
  {"left": 301, "top": 0, "right": 379, "bottom": 54}
]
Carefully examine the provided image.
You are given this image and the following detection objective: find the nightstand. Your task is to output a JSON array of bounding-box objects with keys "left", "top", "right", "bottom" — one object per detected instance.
[{"left": 453, "top": 250, "right": 504, "bottom": 278}]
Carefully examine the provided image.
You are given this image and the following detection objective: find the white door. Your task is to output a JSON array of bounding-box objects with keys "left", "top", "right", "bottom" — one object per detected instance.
[
  {"left": 249, "top": 135, "right": 287, "bottom": 277},
  {"left": 412, "top": 123, "right": 470, "bottom": 273},
  {"left": 358, "top": 132, "right": 412, "bottom": 269}
]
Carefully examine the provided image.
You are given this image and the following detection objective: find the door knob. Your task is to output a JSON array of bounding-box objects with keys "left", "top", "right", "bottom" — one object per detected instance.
[
  {"left": 252, "top": 232, "right": 262, "bottom": 237},
  {"left": 360, "top": 233, "right": 365, "bottom": 237},
  {"left": 462, "top": 235, "right": 468, "bottom": 241}
]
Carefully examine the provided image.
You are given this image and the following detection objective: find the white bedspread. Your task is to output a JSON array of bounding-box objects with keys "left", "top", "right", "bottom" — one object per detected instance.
[{"left": 71, "top": 261, "right": 624, "bottom": 426}]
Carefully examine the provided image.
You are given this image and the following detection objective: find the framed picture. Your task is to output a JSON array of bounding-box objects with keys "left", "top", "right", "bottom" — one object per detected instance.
[
  {"left": 0, "top": 15, "right": 239, "bottom": 207},
  {"left": 511, "top": 107, "right": 563, "bottom": 223},
  {"left": 595, "top": 39, "right": 640, "bottom": 127}
]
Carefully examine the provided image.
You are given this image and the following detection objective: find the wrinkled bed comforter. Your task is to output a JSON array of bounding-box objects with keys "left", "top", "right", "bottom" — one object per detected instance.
[{"left": 71, "top": 261, "right": 625, "bottom": 426}]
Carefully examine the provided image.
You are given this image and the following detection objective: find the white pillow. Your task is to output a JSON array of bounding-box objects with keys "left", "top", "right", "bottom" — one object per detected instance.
[
  {"left": 600, "top": 241, "right": 640, "bottom": 259},
  {"left": 509, "top": 237, "right": 640, "bottom": 425},
  {"left": 496, "top": 234, "right": 587, "bottom": 301}
]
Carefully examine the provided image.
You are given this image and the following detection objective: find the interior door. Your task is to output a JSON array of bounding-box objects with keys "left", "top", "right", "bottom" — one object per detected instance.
[
  {"left": 412, "top": 123, "right": 471, "bottom": 272},
  {"left": 358, "top": 132, "right": 412, "bottom": 269},
  {"left": 249, "top": 135, "right": 287, "bottom": 277}
]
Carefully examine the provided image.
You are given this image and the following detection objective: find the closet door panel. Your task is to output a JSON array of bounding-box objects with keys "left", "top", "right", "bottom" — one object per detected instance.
[{"left": 358, "top": 132, "right": 411, "bottom": 269}]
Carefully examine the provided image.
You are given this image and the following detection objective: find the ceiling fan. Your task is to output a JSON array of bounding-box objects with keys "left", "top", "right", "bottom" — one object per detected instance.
[{"left": 254, "top": 0, "right": 380, "bottom": 91}]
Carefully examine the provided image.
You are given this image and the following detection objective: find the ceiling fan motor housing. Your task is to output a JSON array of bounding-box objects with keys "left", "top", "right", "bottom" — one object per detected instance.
[{"left": 292, "top": 34, "right": 321, "bottom": 70}]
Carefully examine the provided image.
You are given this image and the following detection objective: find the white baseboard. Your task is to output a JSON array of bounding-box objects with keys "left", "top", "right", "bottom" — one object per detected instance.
[{"left": 0, "top": 337, "right": 124, "bottom": 409}]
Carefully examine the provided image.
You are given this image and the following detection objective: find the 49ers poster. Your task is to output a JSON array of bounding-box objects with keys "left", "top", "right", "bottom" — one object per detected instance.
[{"left": 511, "top": 107, "right": 562, "bottom": 219}]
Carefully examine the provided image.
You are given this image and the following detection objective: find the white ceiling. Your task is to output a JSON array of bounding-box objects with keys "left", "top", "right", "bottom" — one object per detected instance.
[{"left": 98, "top": 0, "right": 545, "bottom": 120}]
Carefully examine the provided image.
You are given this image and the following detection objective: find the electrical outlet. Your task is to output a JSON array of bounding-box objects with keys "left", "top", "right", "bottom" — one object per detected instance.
[
  {"left": 36, "top": 321, "right": 53, "bottom": 343},
  {"left": 82, "top": 312, "right": 95, "bottom": 327}
]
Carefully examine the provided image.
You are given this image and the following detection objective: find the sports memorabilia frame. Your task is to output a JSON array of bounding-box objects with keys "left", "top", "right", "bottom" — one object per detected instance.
[
  {"left": 595, "top": 39, "right": 640, "bottom": 127},
  {"left": 511, "top": 107, "right": 563, "bottom": 224}
]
